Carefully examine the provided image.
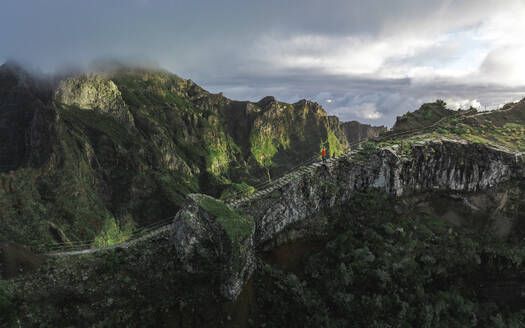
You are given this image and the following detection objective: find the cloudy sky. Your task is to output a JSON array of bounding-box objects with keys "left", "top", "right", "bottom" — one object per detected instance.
[{"left": 2, "top": 0, "right": 525, "bottom": 126}]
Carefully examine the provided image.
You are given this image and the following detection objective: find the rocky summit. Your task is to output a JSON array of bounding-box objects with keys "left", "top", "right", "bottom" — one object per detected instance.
[{"left": 54, "top": 74, "right": 135, "bottom": 125}]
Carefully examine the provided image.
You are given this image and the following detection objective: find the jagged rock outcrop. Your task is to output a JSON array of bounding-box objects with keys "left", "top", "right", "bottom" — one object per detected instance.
[
  {"left": 171, "top": 139, "right": 525, "bottom": 300},
  {"left": 54, "top": 74, "right": 134, "bottom": 126},
  {"left": 249, "top": 139, "right": 525, "bottom": 246},
  {"left": 342, "top": 120, "right": 386, "bottom": 145},
  {"left": 171, "top": 194, "right": 255, "bottom": 300}
]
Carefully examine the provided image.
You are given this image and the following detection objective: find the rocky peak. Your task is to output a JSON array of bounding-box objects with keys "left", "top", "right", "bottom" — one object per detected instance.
[
  {"left": 54, "top": 74, "right": 134, "bottom": 126},
  {"left": 392, "top": 100, "right": 456, "bottom": 133},
  {"left": 294, "top": 98, "right": 327, "bottom": 116},
  {"left": 0, "top": 62, "right": 25, "bottom": 83},
  {"left": 257, "top": 96, "right": 277, "bottom": 109},
  {"left": 342, "top": 120, "right": 387, "bottom": 145}
]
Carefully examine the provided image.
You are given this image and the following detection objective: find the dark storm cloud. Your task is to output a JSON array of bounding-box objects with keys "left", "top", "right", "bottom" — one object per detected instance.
[{"left": 1, "top": 0, "right": 524, "bottom": 126}]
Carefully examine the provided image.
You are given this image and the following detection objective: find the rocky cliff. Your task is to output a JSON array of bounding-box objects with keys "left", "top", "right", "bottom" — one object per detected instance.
[
  {"left": 342, "top": 120, "right": 386, "bottom": 145},
  {"left": 54, "top": 74, "right": 134, "bottom": 125},
  {"left": 171, "top": 194, "right": 255, "bottom": 299},
  {"left": 249, "top": 139, "right": 524, "bottom": 246},
  {"left": 172, "top": 138, "right": 525, "bottom": 299},
  {"left": 0, "top": 62, "right": 385, "bottom": 248},
  {"left": 0, "top": 63, "right": 56, "bottom": 170}
]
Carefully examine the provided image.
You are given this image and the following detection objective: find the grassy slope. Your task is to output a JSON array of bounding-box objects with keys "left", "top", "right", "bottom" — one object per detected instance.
[
  {"left": 196, "top": 194, "right": 253, "bottom": 245},
  {"left": 377, "top": 99, "right": 525, "bottom": 153},
  {"left": 0, "top": 67, "right": 352, "bottom": 247},
  {"left": 5, "top": 189, "right": 525, "bottom": 327},
  {"left": 432, "top": 100, "right": 525, "bottom": 152},
  {"left": 391, "top": 100, "right": 457, "bottom": 133},
  {"left": 249, "top": 100, "right": 348, "bottom": 179}
]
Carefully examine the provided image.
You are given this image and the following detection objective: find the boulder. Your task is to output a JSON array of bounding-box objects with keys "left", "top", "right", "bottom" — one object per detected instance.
[
  {"left": 172, "top": 139, "right": 525, "bottom": 301},
  {"left": 171, "top": 194, "right": 255, "bottom": 300}
]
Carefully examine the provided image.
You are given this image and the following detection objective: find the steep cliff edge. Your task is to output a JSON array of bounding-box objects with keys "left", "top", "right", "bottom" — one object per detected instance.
[
  {"left": 0, "top": 63, "right": 57, "bottom": 170},
  {"left": 172, "top": 138, "right": 525, "bottom": 299},
  {"left": 342, "top": 120, "right": 386, "bottom": 144},
  {"left": 0, "top": 63, "right": 385, "bottom": 249},
  {"left": 171, "top": 194, "right": 254, "bottom": 299},
  {"left": 248, "top": 139, "right": 524, "bottom": 247}
]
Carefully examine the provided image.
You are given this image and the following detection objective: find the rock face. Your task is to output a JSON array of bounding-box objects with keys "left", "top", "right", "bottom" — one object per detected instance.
[
  {"left": 0, "top": 64, "right": 382, "bottom": 247},
  {"left": 171, "top": 139, "right": 525, "bottom": 300},
  {"left": 342, "top": 120, "right": 386, "bottom": 145},
  {"left": 171, "top": 194, "right": 255, "bottom": 300},
  {"left": 54, "top": 74, "right": 134, "bottom": 126},
  {"left": 0, "top": 63, "right": 57, "bottom": 170},
  {"left": 249, "top": 139, "right": 525, "bottom": 246}
]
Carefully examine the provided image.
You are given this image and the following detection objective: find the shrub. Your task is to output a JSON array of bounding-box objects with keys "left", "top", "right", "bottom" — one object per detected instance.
[
  {"left": 436, "top": 99, "right": 447, "bottom": 109},
  {"left": 0, "top": 280, "right": 18, "bottom": 325}
]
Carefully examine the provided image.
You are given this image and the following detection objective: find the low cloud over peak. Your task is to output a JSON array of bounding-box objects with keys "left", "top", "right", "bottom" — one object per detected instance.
[{"left": 1, "top": 0, "right": 525, "bottom": 126}]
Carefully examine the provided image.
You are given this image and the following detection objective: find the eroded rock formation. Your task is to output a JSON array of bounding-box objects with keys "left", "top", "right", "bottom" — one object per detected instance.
[
  {"left": 171, "top": 139, "right": 525, "bottom": 300},
  {"left": 171, "top": 194, "right": 255, "bottom": 300},
  {"left": 54, "top": 74, "right": 135, "bottom": 125}
]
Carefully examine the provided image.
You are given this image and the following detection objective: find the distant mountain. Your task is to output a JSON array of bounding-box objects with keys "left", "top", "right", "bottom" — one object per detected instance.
[
  {"left": 0, "top": 62, "right": 385, "bottom": 246},
  {"left": 391, "top": 99, "right": 458, "bottom": 132}
]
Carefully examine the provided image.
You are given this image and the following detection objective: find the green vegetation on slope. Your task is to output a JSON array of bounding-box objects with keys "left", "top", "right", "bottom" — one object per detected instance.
[
  {"left": 375, "top": 98, "right": 525, "bottom": 153},
  {"left": 391, "top": 99, "right": 457, "bottom": 133},
  {"left": 324, "top": 129, "right": 345, "bottom": 158},
  {"left": 109, "top": 69, "right": 196, "bottom": 110},
  {"left": 196, "top": 194, "right": 253, "bottom": 245},
  {"left": 91, "top": 216, "right": 135, "bottom": 247},
  {"left": 6, "top": 188, "right": 525, "bottom": 327},
  {"left": 0, "top": 64, "right": 375, "bottom": 248},
  {"left": 5, "top": 234, "right": 223, "bottom": 327},
  {"left": 0, "top": 280, "right": 18, "bottom": 327},
  {"left": 250, "top": 133, "right": 280, "bottom": 168},
  {"left": 249, "top": 99, "right": 349, "bottom": 178},
  {"left": 219, "top": 182, "right": 256, "bottom": 200},
  {"left": 252, "top": 190, "right": 525, "bottom": 327},
  {"left": 434, "top": 120, "right": 525, "bottom": 152}
]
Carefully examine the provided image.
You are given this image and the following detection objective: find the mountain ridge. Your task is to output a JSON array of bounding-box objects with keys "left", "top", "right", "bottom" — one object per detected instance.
[
  {"left": 0, "top": 62, "right": 385, "bottom": 247},
  {"left": 3, "top": 61, "right": 525, "bottom": 327}
]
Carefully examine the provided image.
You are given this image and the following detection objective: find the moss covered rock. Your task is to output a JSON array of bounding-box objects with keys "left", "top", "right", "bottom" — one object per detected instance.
[
  {"left": 54, "top": 74, "right": 135, "bottom": 126},
  {"left": 171, "top": 193, "right": 255, "bottom": 299}
]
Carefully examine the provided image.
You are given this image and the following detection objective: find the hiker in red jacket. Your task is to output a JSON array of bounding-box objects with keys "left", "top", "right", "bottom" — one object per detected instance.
[{"left": 321, "top": 148, "right": 327, "bottom": 162}]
